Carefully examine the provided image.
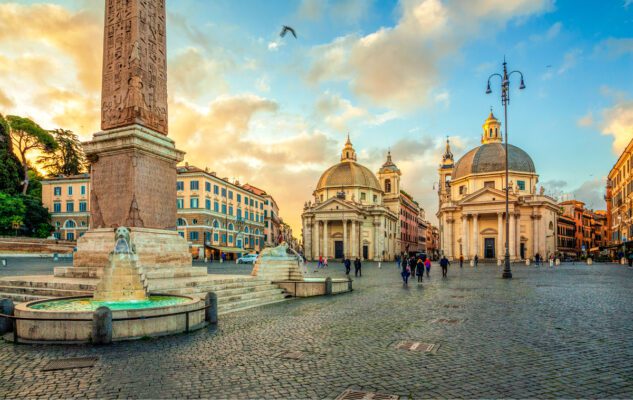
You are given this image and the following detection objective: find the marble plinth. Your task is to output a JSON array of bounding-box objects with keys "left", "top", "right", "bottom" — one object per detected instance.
[
  {"left": 251, "top": 258, "right": 304, "bottom": 282},
  {"left": 93, "top": 254, "right": 146, "bottom": 301}
]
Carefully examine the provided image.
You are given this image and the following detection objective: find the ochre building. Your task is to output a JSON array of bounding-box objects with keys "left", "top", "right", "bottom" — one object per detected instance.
[{"left": 436, "top": 112, "right": 560, "bottom": 262}]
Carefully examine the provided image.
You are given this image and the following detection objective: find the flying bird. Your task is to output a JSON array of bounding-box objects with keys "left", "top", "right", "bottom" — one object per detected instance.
[
  {"left": 280, "top": 25, "right": 297, "bottom": 39},
  {"left": 546, "top": 64, "right": 552, "bottom": 68}
]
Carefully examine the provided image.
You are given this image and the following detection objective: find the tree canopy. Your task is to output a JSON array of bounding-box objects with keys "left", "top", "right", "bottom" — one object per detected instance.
[
  {"left": 39, "top": 129, "right": 87, "bottom": 177},
  {"left": 0, "top": 114, "right": 23, "bottom": 195}
]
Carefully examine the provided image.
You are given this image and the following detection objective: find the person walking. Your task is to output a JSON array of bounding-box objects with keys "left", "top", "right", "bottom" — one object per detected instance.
[
  {"left": 549, "top": 254, "right": 554, "bottom": 268},
  {"left": 416, "top": 257, "right": 424, "bottom": 283},
  {"left": 440, "top": 255, "right": 450, "bottom": 277},
  {"left": 535, "top": 253, "right": 540, "bottom": 266},
  {"left": 474, "top": 254, "right": 479, "bottom": 268},
  {"left": 317, "top": 255, "right": 323, "bottom": 271},
  {"left": 354, "top": 257, "right": 362, "bottom": 277},
  {"left": 459, "top": 254, "right": 464, "bottom": 268},
  {"left": 424, "top": 257, "right": 431, "bottom": 278},
  {"left": 344, "top": 257, "right": 351, "bottom": 275},
  {"left": 324, "top": 257, "right": 329, "bottom": 268},
  {"left": 628, "top": 252, "right": 633, "bottom": 267},
  {"left": 396, "top": 255, "right": 401, "bottom": 269},
  {"left": 401, "top": 258, "right": 411, "bottom": 286}
]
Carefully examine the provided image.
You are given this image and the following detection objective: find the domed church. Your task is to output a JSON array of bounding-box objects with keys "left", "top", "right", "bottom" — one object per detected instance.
[
  {"left": 437, "top": 111, "right": 560, "bottom": 262},
  {"left": 302, "top": 137, "right": 398, "bottom": 261}
]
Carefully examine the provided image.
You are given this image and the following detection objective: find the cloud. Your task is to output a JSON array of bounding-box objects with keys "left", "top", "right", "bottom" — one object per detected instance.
[
  {"left": 599, "top": 98, "right": 633, "bottom": 154},
  {"left": 169, "top": 47, "right": 232, "bottom": 100},
  {"left": 529, "top": 21, "right": 562, "bottom": 42},
  {"left": 297, "top": 0, "right": 370, "bottom": 23},
  {"left": 0, "top": 88, "right": 13, "bottom": 109},
  {"left": 577, "top": 112, "right": 594, "bottom": 127},
  {"left": 594, "top": 38, "right": 633, "bottom": 58},
  {"left": 307, "top": 0, "right": 553, "bottom": 111},
  {"left": 557, "top": 48, "right": 582, "bottom": 75},
  {"left": 297, "top": 0, "right": 325, "bottom": 20},
  {"left": 571, "top": 178, "right": 606, "bottom": 210}
]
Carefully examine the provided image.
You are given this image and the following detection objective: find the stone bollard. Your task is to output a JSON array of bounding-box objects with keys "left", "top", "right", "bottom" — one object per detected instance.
[
  {"left": 92, "top": 306, "right": 112, "bottom": 345},
  {"left": 587, "top": 257, "right": 593, "bottom": 265},
  {"left": 525, "top": 258, "right": 531, "bottom": 266},
  {"left": 205, "top": 292, "right": 218, "bottom": 325},
  {"left": 325, "top": 277, "right": 333, "bottom": 296},
  {"left": 0, "top": 298, "right": 15, "bottom": 334},
  {"left": 555, "top": 258, "right": 561, "bottom": 266},
  {"left": 347, "top": 276, "right": 353, "bottom": 292},
  {"left": 1, "top": 259, "right": 6, "bottom": 267}
]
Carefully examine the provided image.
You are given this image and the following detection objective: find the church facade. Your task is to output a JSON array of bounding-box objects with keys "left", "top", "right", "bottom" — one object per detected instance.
[
  {"left": 301, "top": 138, "right": 399, "bottom": 261},
  {"left": 437, "top": 112, "right": 560, "bottom": 262}
]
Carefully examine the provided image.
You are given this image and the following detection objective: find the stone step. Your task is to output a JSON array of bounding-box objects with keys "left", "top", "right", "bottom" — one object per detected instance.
[
  {"left": 0, "top": 285, "right": 92, "bottom": 297},
  {"left": 146, "top": 276, "right": 269, "bottom": 291},
  {"left": 215, "top": 288, "right": 286, "bottom": 304},
  {"left": 54, "top": 267, "right": 102, "bottom": 279},
  {"left": 0, "top": 278, "right": 96, "bottom": 291},
  {"left": 0, "top": 292, "right": 53, "bottom": 303},
  {"left": 158, "top": 283, "right": 282, "bottom": 298},
  {"left": 217, "top": 294, "right": 288, "bottom": 315},
  {"left": 142, "top": 268, "right": 209, "bottom": 279}
]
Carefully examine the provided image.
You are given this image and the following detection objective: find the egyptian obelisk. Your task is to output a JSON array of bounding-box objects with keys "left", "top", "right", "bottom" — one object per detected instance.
[{"left": 73, "top": 0, "right": 190, "bottom": 270}]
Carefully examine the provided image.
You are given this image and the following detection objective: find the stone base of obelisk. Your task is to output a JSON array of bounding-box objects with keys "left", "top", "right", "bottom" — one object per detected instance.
[{"left": 70, "top": 124, "right": 191, "bottom": 276}]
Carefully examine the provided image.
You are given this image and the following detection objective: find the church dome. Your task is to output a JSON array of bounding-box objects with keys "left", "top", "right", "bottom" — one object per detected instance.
[
  {"left": 316, "top": 161, "right": 381, "bottom": 191},
  {"left": 316, "top": 135, "right": 381, "bottom": 191},
  {"left": 453, "top": 143, "right": 535, "bottom": 179}
]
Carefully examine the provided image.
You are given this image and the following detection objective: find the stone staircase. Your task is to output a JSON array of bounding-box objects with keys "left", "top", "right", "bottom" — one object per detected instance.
[{"left": 0, "top": 267, "right": 289, "bottom": 315}]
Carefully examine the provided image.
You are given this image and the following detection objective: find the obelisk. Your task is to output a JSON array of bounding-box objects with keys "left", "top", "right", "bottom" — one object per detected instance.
[{"left": 73, "top": 0, "right": 190, "bottom": 270}]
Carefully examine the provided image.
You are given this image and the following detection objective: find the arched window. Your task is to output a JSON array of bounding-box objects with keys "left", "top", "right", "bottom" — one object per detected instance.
[
  {"left": 495, "top": 128, "right": 498, "bottom": 136},
  {"left": 177, "top": 218, "right": 187, "bottom": 226},
  {"left": 64, "top": 220, "right": 76, "bottom": 228},
  {"left": 489, "top": 128, "right": 493, "bottom": 137},
  {"left": 346, "top": 151, "right": 349, "bottom": 158},
  {"left": 228, "top": 223, "right": 234, "bottom": 231},
  {"left": 212, "top": 220, "right": 219, "bottom": 228},
  {"left": 244, "top": 226, "right": 250, "bottom": 234},
  {"left": 385, "top": 179, "right": 392, "bottom": 193},
  {"left": 255, "top": 229, "right": 260, "bottom": 235},
  {"left": 549, "top": 221, "right": 554, "bottom": 231}
]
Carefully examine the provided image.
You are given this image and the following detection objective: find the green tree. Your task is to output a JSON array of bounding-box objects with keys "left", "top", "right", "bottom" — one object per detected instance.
[
  {"left": 19, "top": 195, "right": 53, "bottom": 238},
  {"left": 39, "top": 129, "right": 87, "bottom": 177},
  {"left": 7, "top": 115, "right": 57, "bottom": 195},
  {"left": 0, "top": 192, "right": 25, "bottom": 235},
  {"left": 0, "top": 114, "right": 23, "bottom": 195},
  {"left": 26, "top": 169, "right": 43, "bottom": 200}
]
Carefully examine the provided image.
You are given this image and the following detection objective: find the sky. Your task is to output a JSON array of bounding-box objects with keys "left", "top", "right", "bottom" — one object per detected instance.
[{"left": 1, "top": 0, "right": 632, "bottom": 234}]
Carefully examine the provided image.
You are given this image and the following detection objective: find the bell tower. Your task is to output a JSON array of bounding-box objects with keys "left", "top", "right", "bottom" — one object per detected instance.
[
  {"left": 438, "top": 137, "right": 454, "bottom": 205},
  {"left": 341, "top": 134, "right": 357, "bottom": 162},
  {"left": 378, "top": 150, "right": 401, "bottom": 199},
  {"left": 482, "top": 109, "right": 502, "bottom": 144}
]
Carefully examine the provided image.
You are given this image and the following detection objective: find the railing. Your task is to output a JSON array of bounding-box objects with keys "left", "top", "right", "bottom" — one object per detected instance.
[{"left": 0, "top": 294, "right": 218, "bottom": 345}]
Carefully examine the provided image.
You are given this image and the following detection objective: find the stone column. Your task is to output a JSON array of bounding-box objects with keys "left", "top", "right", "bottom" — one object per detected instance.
[
  {"left": 343, "top": 220, "right": 348, "bottom": 258},
  {"left": 374, "top": 218, "right": 381, "bottom": 261},
  {"left": 509, "top": 213, "right": 516, "bottom": 259},
  {"left": 515, "top": 213, "right": 521, "bottom": 258},
  {"left": 472, "top": 214, "right": 479, "bottom": 258},
  {"left": 446, "top": 216, "right": 453, "bottom": 258},
  {"left": 533, "top": 214, "right": 539, "bottom": 258},
  {"left": 304, "top": 220, "right": 312, "bottom": 260},
  {"left": 539, "top": 214, "right": 546, "bottom": 256},
  {"left": 461, "top": 214, "right": 469, "bottom": 259},
  {"left": 351, "top": 220, "right": 356, "bottom": 258},
  {"left": 497, "top": 212, "right": 504, "bottom": 260},
  {"left": 323, "top": 220, "right": 328, "bottom": 258}
]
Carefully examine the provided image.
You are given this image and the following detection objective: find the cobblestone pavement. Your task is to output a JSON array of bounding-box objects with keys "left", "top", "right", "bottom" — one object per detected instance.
[{"left": 1, "top": 262, "right": 633, "bottom": 399}]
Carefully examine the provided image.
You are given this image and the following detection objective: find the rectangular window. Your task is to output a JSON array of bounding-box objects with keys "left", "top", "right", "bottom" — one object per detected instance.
[
  {"left": 484, "top": 181, "right": 495, "bottom": 189},
  {"left": 190, "top": 231, "right": 199, "bottom": 241},
  {"left": 244, "top": 196, "right": 249, "bottom": 205},
  {"left": 459, "top": 185, "right": 466, "bottom": 195},
  {"left": 66, "top": 232, "right": 74, "bottom": 241},
  {"left": 68, "top": 186, "right": 73, "bottom": 196},
  {"left": 177, "top": 181, "right": 184, "bottom": 191},
  {"left": 221, "top": 188, "right": 227, "bottom": 197},
  {"left": 228, "top": 235, "right": 233, "bottom": 244},
  {"left": 214, "top": 201, "right": 219, "bottom": 212},
  {"left": 237, "top": 209, "right": 242, "bottom": 219},
  {"left": 373, "top": 195, "right": 377, "bottom": 203},
  {"left": 213, "top": 185, "right": 219, "bottom": 194},
  {"left": 213, "top": 233, "right": 219, "bottom": 242},
  {"left": 178, "top": 231, "right": 184, "bottom": 238},
  {"left": 228, "top": 191, "right": 233, "bottom": 200},
  {"left": 81, "top": 185, "right": 86, "bottom": 195},
  {"left": 250, "top": 199, "right": 254, "bottom": 206},
  {"left": 190, "top": 180, "right": 199, "bottom": 190},
  {"left": 264, "top": 210, "right": 268, "bottom": 218},
  {"left": 205, "top": 182, "right": 211, "bottom": 192},
  {"left": 237, "top": 194, "right": 241, "bottom": 202},
  {"left": 205, "top": 199, "right": 211, "bottom": 210},
  {"left": 222, "top": 204, "right": 227, "bottom": 214},
  {"left": 66, "top": 202, "right": 74, "bottom": 212},
  {"left": 79, "top": 201, "right": 87, "bottom": 212},
  {"left": 266, "top": 221, "right": 269, "bottom": 228},
  {"left": 360, "top": 192, "right": 366, "bottom": 201},
  {"left": 260, "top": 203, "right": 263, "bottom": 210},
  {"left": 190, "top": 197, "right": 199, "bottom": 208},
  {"left": 177, "top": 198, "right": 184, "bottom": 209},
  {"left": 222, "top": 234, "right": 227, "bottom": 243},
  {"left": 54, "top": 187, "right": 61, "bottom": 196},
  {"left": 229, "top": 206, "right": 233, "bottom": 216},
  {"left": 254, "top": 200, "right": 258, "bottom": 208},
  {"left": 517, "top": 180, "right": 526, "bottom": 191},
  {"left": 53, "top": 202, "right": 61, "bottom": 213}
]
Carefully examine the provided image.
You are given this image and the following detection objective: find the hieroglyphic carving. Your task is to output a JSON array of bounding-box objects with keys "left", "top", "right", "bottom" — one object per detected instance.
[{"left": 101, "top": 0, "right": 168, "bottom": 135}]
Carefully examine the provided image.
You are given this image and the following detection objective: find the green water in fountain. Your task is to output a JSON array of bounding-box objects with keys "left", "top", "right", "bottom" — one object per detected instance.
[{"left": 29, "top": 295, "right": 189, "bottom": 312}]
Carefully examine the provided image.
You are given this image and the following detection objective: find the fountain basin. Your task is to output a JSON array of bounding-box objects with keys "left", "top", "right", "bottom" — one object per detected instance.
[
  {"left": 274, "top": 278, "right": 352, "bottom": 297},
  {"left": 14, "top": 294, "right": 205, "bottom": 343}
]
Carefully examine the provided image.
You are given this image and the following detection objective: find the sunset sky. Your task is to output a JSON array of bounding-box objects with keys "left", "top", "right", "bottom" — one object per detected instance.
[{"left": 1, "top": 0, "right": 632, "bottom": 232}]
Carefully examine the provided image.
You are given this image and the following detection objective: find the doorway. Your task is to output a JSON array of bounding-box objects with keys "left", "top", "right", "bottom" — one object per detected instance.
[
  {"left": 334, "top": 241, "right": 344, "bottom": 259},
  {"left": 520, "top": 243, "right": 525, "bottom": 259},
  {"left": 362, "top": 245, "right": 369, "bottom": 260},
  {"left": 484, "top": 238, "right": 495, "bottom": 259}
]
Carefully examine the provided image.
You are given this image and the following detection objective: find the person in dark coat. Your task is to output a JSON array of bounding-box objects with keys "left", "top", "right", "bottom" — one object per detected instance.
[
  {"left": 344, "top": 258, "right": 351, "bottom": 275},
  {"left": 439, "top": 255, "right": 450, "bottom": 277},
  {"left": 354, "top": 257, "right": 362, "bottom": 277},
  {"left": 401, "top": 258, "right": 411, "bottom": 285},
  {"left": 416, "top": 258, "right": 424, "bottom": 282}
]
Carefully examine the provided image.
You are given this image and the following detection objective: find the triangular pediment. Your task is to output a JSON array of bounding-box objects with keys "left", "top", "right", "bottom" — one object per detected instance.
[
  {"left": 460, "top": 187, "right": 517, "bottom": 205},
  {"left": 312, "top": 197, "right": 362, "bottom": 213}
]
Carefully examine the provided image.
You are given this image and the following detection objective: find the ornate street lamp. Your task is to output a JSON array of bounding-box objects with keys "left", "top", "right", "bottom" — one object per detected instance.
[{"left": 486, "top": 58, "right": 526, "bottom": 279}]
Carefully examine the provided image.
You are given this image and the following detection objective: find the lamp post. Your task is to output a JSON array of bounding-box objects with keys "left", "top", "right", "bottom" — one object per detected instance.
[{"left": 486, "top": 58, "right": 526, "bottom": 279}]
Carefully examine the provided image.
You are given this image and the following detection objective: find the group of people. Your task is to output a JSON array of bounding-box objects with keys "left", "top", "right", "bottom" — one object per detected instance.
[
  {"left": 316, "top": 255, "right": 329, "bottom": 270},
  {"left": 343, "top": 257, "right": 362, "bottom": 277},
  {"left": 398, "top": 254, "right": 451, "bottom": 285}
]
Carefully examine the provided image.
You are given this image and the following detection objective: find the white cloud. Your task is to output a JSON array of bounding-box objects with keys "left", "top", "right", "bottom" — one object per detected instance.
[
  {"left": 577, "top": 112, "right": 594, "bottom": 127},
  {"left": 557, "top": 48, "right": 582, "bottom": 75},
  {"left": 594, "top": 37, "right": 633, "bottom": 58},
  {"left": 600, "top": 99, "right": 633, "bottom": 154}
]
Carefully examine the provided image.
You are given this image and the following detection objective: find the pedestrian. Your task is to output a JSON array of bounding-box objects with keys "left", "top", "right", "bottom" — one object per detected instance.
[
  {"left": 354, "top": 257, "right": 362, "bottom": 277},
  {"left": 440, "top": 255, "right": 450, "bottom": 277},
  {"left": 396, "top": 255, "right": 401, "bottom": 269},
  {"left": 628, "top": 253, "right": 633, "bottom": 267},
  {"left": 317, "top": 255, "right": 323, "bottom": 271},
  {"left": 549, "top": 254, "right": 554, "bottom": 268},
  {"left": 221, "top": 252, "right": 226, "bottom": 263},
  {"left": 459, "top": 254, "right": 464, "bottom": 268},
  {"left": 324, "top": 257, "right": 329, "bottom": 268},
  {"left": 424, "top": 257, "right": 431, "bottom": 277},
  {"left": 535, "top": 253, "right": 540, "bottom": 266},
  {"left": 401, "top": 259, "right": 411, "bottom": 286},
  {"left": 408, "top": 256, "right": 416, "bottom": 278},
  {"left": 344, "top": 257, "right": 351, "bottom": 275},
  {"left": 474, "top": 254, "right": 479, "bottom": 268}
]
